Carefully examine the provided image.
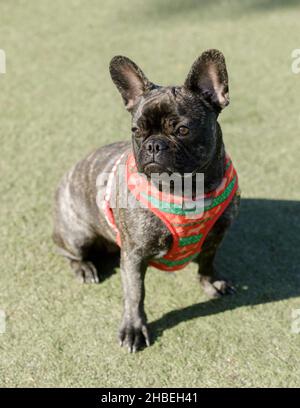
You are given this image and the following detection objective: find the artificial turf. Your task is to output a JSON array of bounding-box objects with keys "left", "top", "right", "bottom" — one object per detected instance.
[{"left": 1, "top": 0, "right": 300, "bottom": 387}]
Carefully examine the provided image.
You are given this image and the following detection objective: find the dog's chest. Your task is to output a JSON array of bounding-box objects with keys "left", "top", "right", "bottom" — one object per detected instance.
[{"left": 139, "top": 212, "right": 173, "bottom": 259}]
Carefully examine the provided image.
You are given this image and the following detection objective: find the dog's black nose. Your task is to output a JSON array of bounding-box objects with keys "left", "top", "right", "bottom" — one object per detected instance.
[{"left": 145, "top": 139, "right": 168, "bottom": 154}]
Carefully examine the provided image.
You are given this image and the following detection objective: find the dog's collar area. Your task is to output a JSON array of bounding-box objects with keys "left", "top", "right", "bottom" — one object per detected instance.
[
  {"left": 126, "top": 152, "right": 233, "bottom": 202},
  {"left": 103, "top": 151, "right": 238, "bottom": 272}
]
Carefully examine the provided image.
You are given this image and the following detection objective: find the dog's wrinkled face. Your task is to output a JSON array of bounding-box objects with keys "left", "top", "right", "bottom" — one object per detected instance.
[
  {"left": 110, "top": 49, "right": 229, "bottom": 177},
  {"left": 130, "top": 86, "right": 218, "bottom": 176}
]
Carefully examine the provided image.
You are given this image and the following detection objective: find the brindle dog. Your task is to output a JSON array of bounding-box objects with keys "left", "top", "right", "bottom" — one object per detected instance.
[{"left": 53, "top": 49, "right": 240, "bottom": 352}]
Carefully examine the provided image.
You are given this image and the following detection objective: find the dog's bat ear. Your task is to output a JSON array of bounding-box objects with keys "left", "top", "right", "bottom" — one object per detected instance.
[
  {"left": 184, "top": 49, "right": 229, "bottom": 111},
  {"left": 109, "top": 56, "right": 154, "bottom": 111}
]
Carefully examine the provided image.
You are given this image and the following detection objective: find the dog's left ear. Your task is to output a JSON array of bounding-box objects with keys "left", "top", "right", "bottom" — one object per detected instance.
[
  {"left": 109, "top": 56, "right": 154, "bottom": 111},
  {"left": 184, "top": 49, "right": 229, "bottom": 111}
]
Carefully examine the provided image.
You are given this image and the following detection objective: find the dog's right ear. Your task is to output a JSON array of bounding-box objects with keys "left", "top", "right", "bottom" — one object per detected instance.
[{"left": 109, "top": 56, "right": 154, "bottom": 111}]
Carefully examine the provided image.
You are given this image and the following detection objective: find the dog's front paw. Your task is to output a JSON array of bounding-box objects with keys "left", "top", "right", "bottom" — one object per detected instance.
[
  {"left": 119, "top": 317, "right": 150, "bottom": 353},
  {"left": 201, "top": 277, "right": 236, "bottom": 298}
]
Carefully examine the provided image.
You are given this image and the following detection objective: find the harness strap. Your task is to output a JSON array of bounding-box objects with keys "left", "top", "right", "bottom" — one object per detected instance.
[{"left": 102, "top": 151, "right": 127, "bottom": 245}]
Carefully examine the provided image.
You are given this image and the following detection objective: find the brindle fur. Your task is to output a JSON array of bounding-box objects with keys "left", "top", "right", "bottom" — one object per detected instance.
[{"left": 53, "top": 50, "right": 240, "bottom": 352}]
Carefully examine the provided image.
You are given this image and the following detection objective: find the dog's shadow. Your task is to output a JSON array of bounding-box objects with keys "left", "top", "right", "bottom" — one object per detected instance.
[{"left": 149, "top": 198, "right": 300, "bottom": 341}]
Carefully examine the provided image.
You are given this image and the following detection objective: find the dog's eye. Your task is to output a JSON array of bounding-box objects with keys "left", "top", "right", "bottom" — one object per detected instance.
[
  {"left": 132, "top": 127, "right": 142, "bottom": 137},
  {"left": 177, "top": 126, "right": 189, "bottom": 136}
]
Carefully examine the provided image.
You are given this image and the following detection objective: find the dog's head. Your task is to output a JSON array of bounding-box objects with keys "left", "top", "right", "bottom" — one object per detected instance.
[{"left": 109, "top": 49, "right": 229, "bottom": 177}]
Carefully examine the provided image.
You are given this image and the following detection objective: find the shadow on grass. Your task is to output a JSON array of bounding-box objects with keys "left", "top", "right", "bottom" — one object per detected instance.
[
  {"left": 90, "top": 246, "right": 120, "bottom": 283},
  {"left": 149, "top": 198, "right": 300, "bottom": 341}
]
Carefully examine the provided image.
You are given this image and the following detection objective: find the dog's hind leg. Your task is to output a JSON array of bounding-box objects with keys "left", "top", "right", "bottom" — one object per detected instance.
[
  {"left": 53, "top": 226, "right": 100, "bottom": 284},
  {"left": 52, "top": 173, "right": 102, "bottom": 283}
]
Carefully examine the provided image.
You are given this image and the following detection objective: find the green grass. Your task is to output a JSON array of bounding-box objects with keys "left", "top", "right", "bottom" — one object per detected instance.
[{"left": 1, "top": 0, "right": 300, "bottom": 387}]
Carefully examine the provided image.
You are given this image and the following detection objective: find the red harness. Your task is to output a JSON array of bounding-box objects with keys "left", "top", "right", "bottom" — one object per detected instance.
[{"left": 103, "top": 151, "right": 238, "bottom": 272}]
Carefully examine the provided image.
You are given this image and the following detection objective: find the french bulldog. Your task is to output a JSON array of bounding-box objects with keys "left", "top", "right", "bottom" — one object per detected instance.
[{"left": 53, "top": 49, "right": 240, "bottom": 352}]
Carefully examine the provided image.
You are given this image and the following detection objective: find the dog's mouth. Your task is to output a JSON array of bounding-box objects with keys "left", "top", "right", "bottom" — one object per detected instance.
[{"left": 143, "top": 162, "right": 172, "bottom": 176}]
